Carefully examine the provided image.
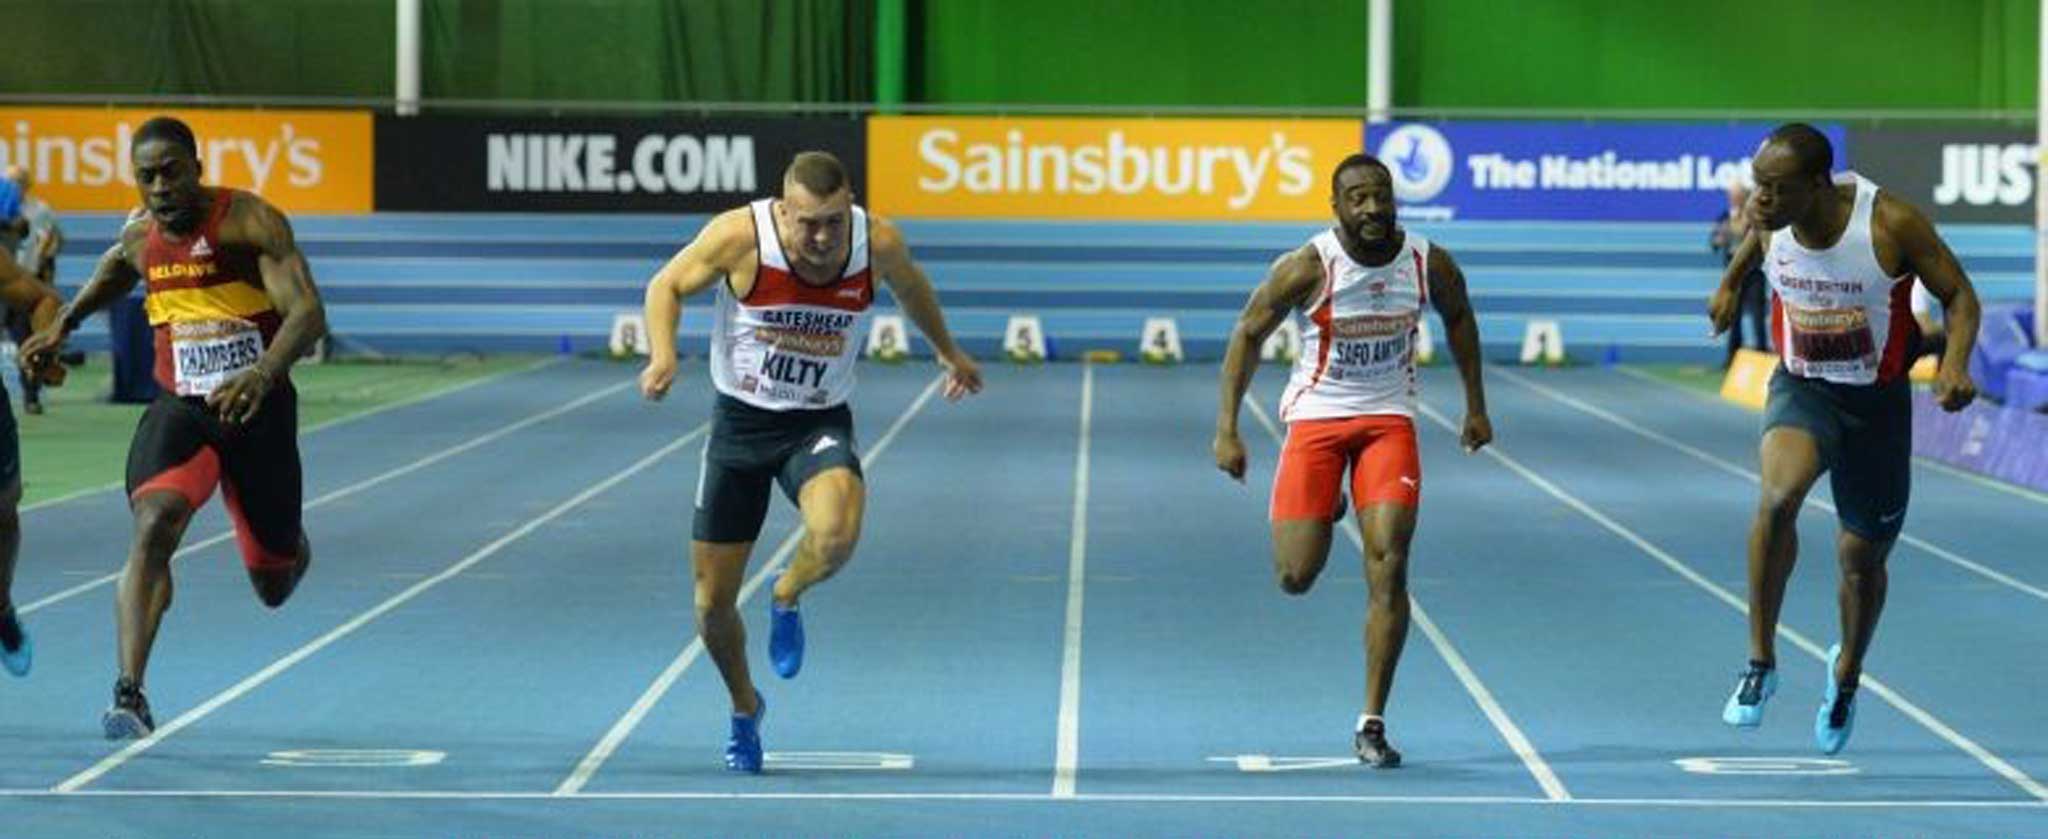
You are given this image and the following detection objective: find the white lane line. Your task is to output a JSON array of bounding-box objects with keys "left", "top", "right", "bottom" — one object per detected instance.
[
  {"left": 1610, "top": 363, "right": 2048, "bottom": 509},
  {"left": 553, "top": 376, "right": 945, "bottom": 796},
  {"left": 1052, "top": 364, "right": 1094, "bottom": 798},
  {"left": 6, "top": 788, "right": 2040, "bottom": 808},
  {"left": 20, "top": 376, "right": 633, "bottom": 617},
  {"left": 53, "top": 423, "right": 708, "bottom": 793},
  {"left": 1499, "top": 366, "right": 2048, "bottom": 604},
  {"left": 21, "top": 357, "right": 562, "bottom": 513},
  {"left": 1410, "top": 397, "right": 2048, "bottom": 803},
  {"left": 1244, "top": 398, "right": 1571, "bottom": 802}
]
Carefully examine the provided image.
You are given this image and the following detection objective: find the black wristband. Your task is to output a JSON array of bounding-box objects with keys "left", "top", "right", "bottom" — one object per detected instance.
[{"left": 60, "top": 309, "right": 84, "bottom": 333}]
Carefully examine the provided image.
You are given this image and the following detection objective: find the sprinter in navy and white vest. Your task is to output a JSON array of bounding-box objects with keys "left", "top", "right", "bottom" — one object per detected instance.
[
  {"left": 1711, "top": 124, "right": 1981, "bottom": 755},
  {"left": 639, "top": 151, "right": 982, "bottom": 773}
]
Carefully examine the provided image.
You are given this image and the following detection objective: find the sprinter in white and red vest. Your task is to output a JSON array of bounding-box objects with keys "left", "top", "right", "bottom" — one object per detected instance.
[
  {"left": 1711, "top": 123, "right": 1981, "bottom": 755},
  {"left": 639, "top": 151, "right": 981, "bottom": 773},
  {"left": 1214, "top": 153, "right": 1493, "bottom": 769}
]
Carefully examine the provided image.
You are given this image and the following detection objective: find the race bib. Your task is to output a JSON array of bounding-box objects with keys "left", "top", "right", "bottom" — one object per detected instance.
[
  {"left": 1326, "top": 314, "right": 1416, "bottom": 379},
  {"left": 1784, "top": 303, "right": 1876, "bottom": 374},
  {"left": 170, "top": 319, "right": 264, "bottom": 396}
]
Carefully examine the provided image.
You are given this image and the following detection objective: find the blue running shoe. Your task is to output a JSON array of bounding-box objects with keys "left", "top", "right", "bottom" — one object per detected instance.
[
  {"left": 0, "top": 610, "right": 30, "bottom": 677},
  {"left": 768, "top": 580, "right": 804, "bottom": 679},
  {"left": 1815, "top": 644, "right": 1856, "bottom": 755},
  {"left": 725, "top": 691, "right": 766, "bottom": 773},
  {"left": 102, "top": 677, "right": 154, "bottom": 740},
  {"left": 1722, "top": 661, "right": 1777, "bottom": 728}
]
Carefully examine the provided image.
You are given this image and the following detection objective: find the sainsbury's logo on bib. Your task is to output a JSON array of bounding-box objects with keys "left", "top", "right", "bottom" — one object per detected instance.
[
  {"left": 757, "top": 327, "right": 846, "bottom": 357},
  {"left": 1332, "top": 313, "right": 1415, "bottom": 340}
]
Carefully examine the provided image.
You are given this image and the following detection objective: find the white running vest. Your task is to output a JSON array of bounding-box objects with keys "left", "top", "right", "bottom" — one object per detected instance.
[
  {"left": 1763, "top": 173, "right": 1916, "bottom": 386},
  {"left": 709, "top": 199, "right": 874, "bottom": 410},
  {"left": 1279, "top": 230, "right": 1431, "bottom": 422}
]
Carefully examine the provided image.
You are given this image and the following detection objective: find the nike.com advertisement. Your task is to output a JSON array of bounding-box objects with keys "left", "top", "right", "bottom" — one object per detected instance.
[
  {"left": 374, "top": 115, "right": 865, "bottom": 211},
  {"left": 1361, "top": 121, "right": 1848, "bottom": 222}
]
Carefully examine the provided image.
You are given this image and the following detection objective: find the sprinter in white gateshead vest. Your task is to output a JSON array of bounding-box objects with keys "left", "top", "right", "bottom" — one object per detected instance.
[
  {"left": 636, "top": 151, "right": 982, "bottom": 773},
  {"left": 710, "top": 198, "right": 874, "bottom": 410}
]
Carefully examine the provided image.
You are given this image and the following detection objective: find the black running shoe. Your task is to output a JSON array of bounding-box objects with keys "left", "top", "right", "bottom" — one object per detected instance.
[
  {"left": 102, "top": 677, "right": 155, "bottom": 740},
  {"left": 1354, "top": 718, "right": 1402, "bottom": 769}
]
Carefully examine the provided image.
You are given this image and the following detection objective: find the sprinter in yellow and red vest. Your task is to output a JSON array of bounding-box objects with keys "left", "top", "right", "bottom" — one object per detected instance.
[{"left": 21, "top": 115, "right": 328, "bottom": 741}]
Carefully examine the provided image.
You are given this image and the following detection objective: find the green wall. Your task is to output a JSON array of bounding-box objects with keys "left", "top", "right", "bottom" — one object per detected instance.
[
  {"left": 1, "top": 0, "right": 2037, "bottom": 111},
  {"left": 1394, "top": 0, "right": 2036, "bottom": 111},
  {"left": 0, "top": 0, "right": 869, "bottom": 104},
  {"left": 911, "top": 0, "right": 2039, "bottom": 111},
  {"left": 423, "top": 0, "right": 871, "bottom": 103},
  {"left": 910, "top": 0, "right": 1369, "bottom": 108},
  {"left": 0, "top": 0, "right": 393, "bottom": 97}
]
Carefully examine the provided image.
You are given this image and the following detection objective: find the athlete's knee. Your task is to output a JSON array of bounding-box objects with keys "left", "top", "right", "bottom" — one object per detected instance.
[
  {"left": 1755, "top": 483, "right": 1805, "bottom": 525},
  {"left": 804, "top": 518, "right": 861, "bottom": 564},
  {"left": 247, "top": 536, "right": 310, "bottom": 610},
  {"left": 250, "top": 574, "right": 293, "bottom": 609},
  {"left": 693, "top": 579, "right": 737, "bottom": 618},
  {"left": 691, "top": 572, "right": 741, "bottom": 620},
  {"left": 1275, "top": 558, "right": 1320, "bottom": 595},
  {"left": 1276, "top": 572, "right": 1314, "bottom": 596},
  {"left": 692, "top": 573, "right": 733, "bottom": 607},
  {"left": 693, "top": 595, "right": 746, "bottom": 639},
  {"left": 799, "top": 481, "right": 863, "bottom": 557},
  {"left": 131, "top": 496, "right": 193, "bottom": 560},
  {"left": 1270, "top": 521, "right": 1331, "bottom": 595},
  {"left": 1840, "top": 559, "right": 1885, "bottom": 585},
  {"left": 1365, "top": 551, "right": 1409, "bottom": 606},
  {"left": 1836, "top": 541, "right": 1890, "bottom": 582},
  {"left": 694, "top": 598, "right": 735, "bottom": 625},
  {"left": 1838, "top": 559, "right": 1887, "bottom": 601}
]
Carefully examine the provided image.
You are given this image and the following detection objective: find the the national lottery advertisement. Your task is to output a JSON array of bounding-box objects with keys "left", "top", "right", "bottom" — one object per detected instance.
[{"left": 1362, "top": 121, "right": 1849, "bottom": 222}]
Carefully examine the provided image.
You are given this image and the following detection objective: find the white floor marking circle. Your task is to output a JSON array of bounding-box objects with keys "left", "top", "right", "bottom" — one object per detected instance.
[
  {"left": 1674, "top": 756, "right": 1859, "bottom": 776},
  {"left": 261, "top": 749, "right": 448, "bottom": 768}
]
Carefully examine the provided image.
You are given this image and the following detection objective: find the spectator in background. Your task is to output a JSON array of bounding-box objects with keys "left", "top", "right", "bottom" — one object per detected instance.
[
  {"left": 1711, "top": 182, "right": 1771, "bottom": 368},
  {"left": 5, "top": 166, "right": 63, "bottom": 414},
  {"left": 0, "top": 173, "right": 22, "bottom": 249}
]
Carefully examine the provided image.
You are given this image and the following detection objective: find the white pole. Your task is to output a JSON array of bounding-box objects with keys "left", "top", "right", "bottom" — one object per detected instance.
[
  {"left": 396, "top": 0, "right": 422, "bottom": 116},
  {"left": 2036, "top": 0, "right": 2046, "bottom": 344},
  {"left": 1368, "top": 0, "right": 1392, "bottom": 124}
]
